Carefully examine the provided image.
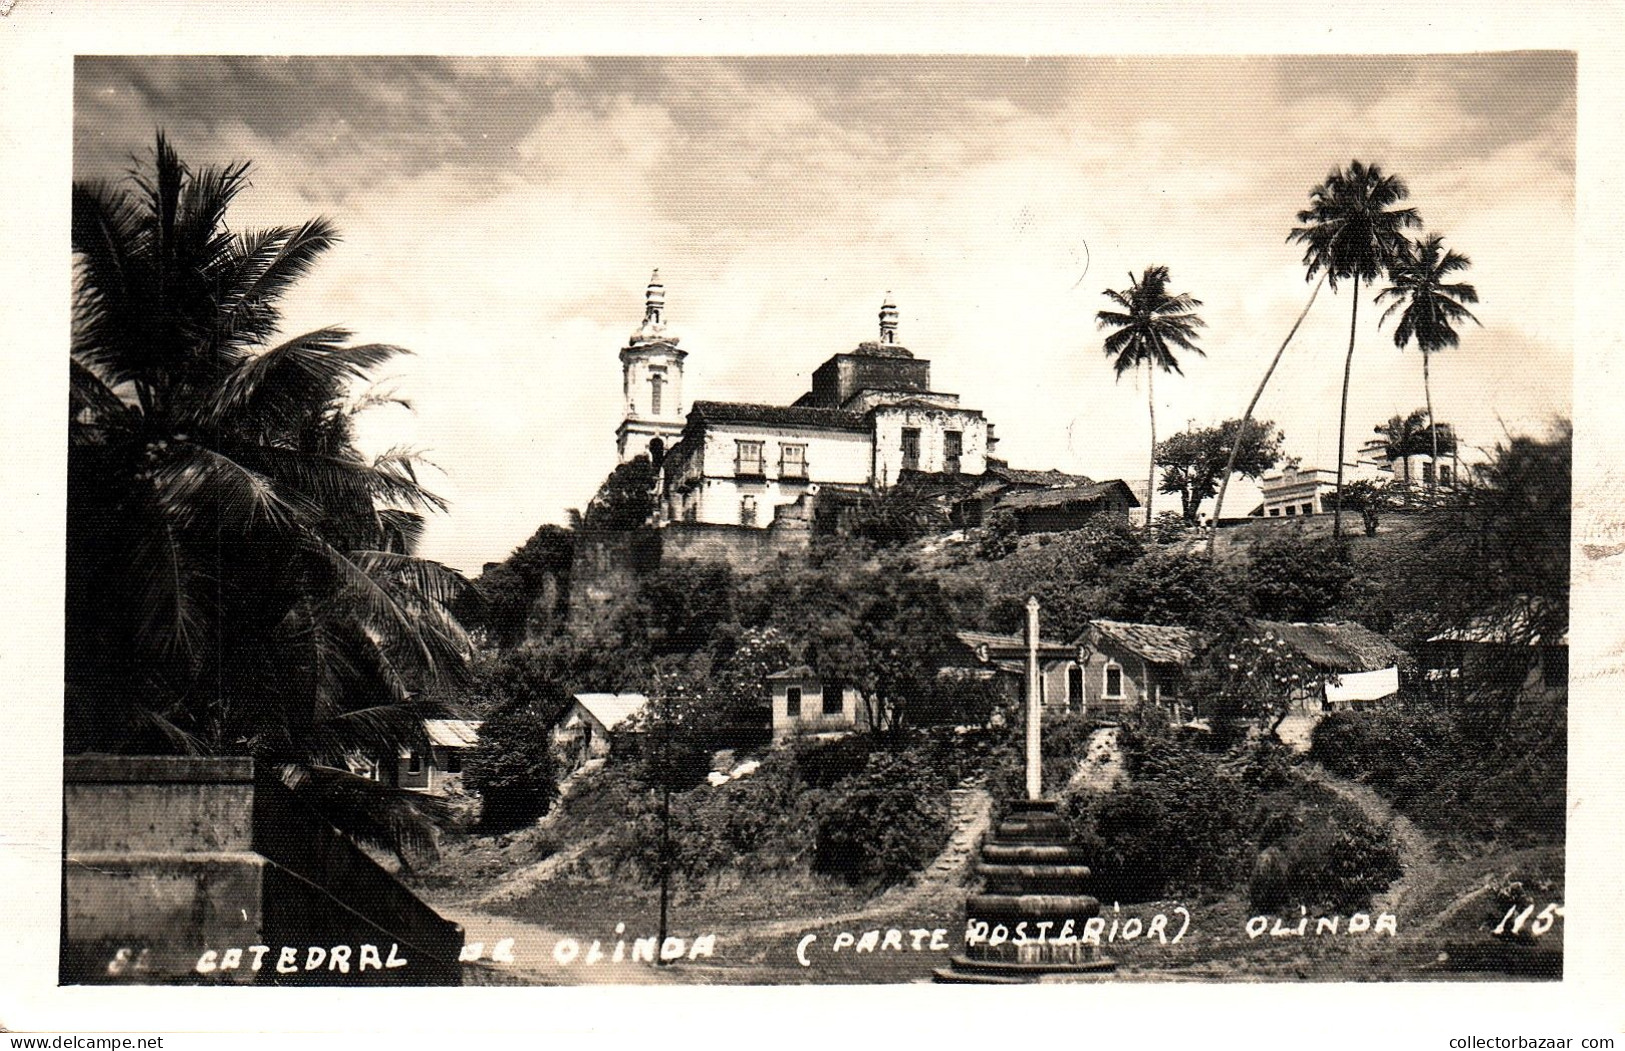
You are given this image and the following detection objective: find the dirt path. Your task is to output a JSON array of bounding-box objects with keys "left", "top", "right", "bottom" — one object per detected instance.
[{"left": 1297, "top": 763, "right": 1440, "bottom": 917}]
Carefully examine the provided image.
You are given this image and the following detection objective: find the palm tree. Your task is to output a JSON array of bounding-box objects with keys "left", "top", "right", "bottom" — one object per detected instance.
[
  {"left": 1377, "top": 233, "right": 1480, "bottom": 489},
  {"left": 1287, "top": 161, "right": 1421, "bottom": 537},
  {"left": 1376, "top": 409, "right": 1431, "bottom": 499},
  {"left": 1097, "top": 266, "right": 1205, "bottom": 532},
  {"left": 1206, "top": 274, "right": 1326, "bottom": 557},
  {"left": 70, "top": 133, "right": 470, "bottom": 863}
]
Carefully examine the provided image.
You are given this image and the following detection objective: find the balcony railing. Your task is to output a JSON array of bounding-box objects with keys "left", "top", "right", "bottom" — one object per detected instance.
[{"left": 735, "top": 458, "right": 766, "bottom": 478}]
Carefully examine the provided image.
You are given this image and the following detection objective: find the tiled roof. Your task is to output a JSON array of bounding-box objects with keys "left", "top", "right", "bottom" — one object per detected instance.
[
  {"left": 1085, "top": 620, "right": 1211, "bottom": 665},
  {"left": 689, "top": 400, "right": 868, "bottom": 433},
  {"left": 1251, "top": 620, "right": 1409, "bottom": 672},
  {"left": 424, "top": 719, "right": 482, "bottom": 748},
  {"left": 766, "top": 665, "right": 818, "bottom": 681},
  {"left": 986, "top": 463, "right": 1096, "bottom": 488},
  {"left": 953, "top": 629, "right": 1075, "bottom": 660},
  {"left": 996, "top": 480, "right": 1139, "bottom": 511},
  {"left": 572, "top": 692, "right": 650, "bottom": 731}
]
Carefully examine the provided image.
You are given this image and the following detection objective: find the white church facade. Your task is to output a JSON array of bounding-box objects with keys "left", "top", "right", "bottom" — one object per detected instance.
[{"left": 614, "top": 272, "right": 996, "bottom": 530}]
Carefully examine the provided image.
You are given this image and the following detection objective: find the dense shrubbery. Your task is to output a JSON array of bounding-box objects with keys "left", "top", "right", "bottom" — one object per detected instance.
[
  {"left": 1249, "top": 786, "right": 1403, "bottom": 912},
  {"left": 463, "top": 704, "right": 561, "bottom": 832},
  {"left": 606, "top": 729, "right": 970, "bottom": 891},
  {"left": 1065, "top": 725, "right": 1258, "bottom": 902},
  {"left": 1309, "top": 694, "right": 1565, "bottom": 841},
  {"left": 812, "top": 751, "right": 953, "bottom": 886},
  {"left": 1310, "top": 704, "right": 1460, "bottom": 810}
]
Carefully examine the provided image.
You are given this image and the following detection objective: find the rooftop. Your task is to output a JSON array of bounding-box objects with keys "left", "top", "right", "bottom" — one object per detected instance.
[
  {"left": 572, "top": 692, "right": 651, "bottom": 731},
  {"left": 953, "top": 629, "right": 1075, "bottom": 661},
  {"left": 996, "top": 480, "right": 1139, "bottom": 511},
  {"left": 1085, "top": 620, "right": 1211, "bottom": 665},
  {"left": 985, "top": 462, "right": 1097, "bottom": 488},
  {"left": 424, "top": 718, "right": 482, "bottom": 748},
  {"left": 688, "top": 400, "right": 869, "bottom": 433},
  {"left": 1251, "top": 620, "right": 1409, "bottom": 672}
]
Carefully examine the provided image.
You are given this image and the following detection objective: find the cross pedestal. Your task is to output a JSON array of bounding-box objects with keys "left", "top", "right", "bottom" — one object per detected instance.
[{"left": 935, "top": 597, "right": 1115, "bottom": 982}]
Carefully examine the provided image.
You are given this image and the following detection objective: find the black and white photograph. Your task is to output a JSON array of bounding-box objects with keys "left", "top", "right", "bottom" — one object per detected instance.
[{"left": 5, "top": 0, "right": 1624, "bottom": 1041}]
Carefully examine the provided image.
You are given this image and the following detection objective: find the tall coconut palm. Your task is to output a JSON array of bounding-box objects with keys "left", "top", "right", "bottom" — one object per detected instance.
[
  {"left": 70, "top": 133, "right": 470, "bottom": 862},
  {"left": 1206, "top": 274, "right": 1326, "bottom": 557},
  {"left": 1287, "top": 160, "right": 1421, "bottom": 537},
  {"left": 1376, "top": 233, "right": 1480, "bottom": 489},
  {"left": 1097, "top": 266, "right": 1205, "bottom": 532}
]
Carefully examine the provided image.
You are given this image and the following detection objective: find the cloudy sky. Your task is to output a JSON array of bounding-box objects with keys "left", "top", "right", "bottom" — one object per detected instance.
[{"left": 74, "top": 54, "right": 1574, "bottom": 573}]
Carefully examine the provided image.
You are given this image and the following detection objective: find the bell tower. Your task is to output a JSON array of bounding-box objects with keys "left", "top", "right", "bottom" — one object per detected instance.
[{"left": 616, "top": 269, "right": 687, "bottom": 462}]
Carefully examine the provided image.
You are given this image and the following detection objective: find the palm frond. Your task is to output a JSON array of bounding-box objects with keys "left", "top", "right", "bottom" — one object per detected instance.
[{"left": 214, "top": 218, "right": 340, "bottom": 343}]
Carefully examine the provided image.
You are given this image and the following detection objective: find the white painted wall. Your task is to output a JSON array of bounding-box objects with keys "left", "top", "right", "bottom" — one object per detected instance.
[
  {"left": 871, "top": 405, "right": 988, "bottom": 485},
  {"left": 688, "top": 422, "right": 873, "bottom": 527}
]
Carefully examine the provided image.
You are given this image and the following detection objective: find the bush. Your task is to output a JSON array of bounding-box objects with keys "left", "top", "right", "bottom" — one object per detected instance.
[
  {"left": 977, "top": 510, "right": 1020, "bottom": 560},
  {"left": 791, "top": 734, "right": 878, "bottom": 789},
  {"left": 1065, "top": 731, "right": 1257, "bottom": 902},
  {"left": 812, "top": 751, "right": 953, "bottom": 887},
  {"left": 1249, "top": 789, "right": 1403, "bottom": 912},
  {"left": 463, "top": 705, "right": 561, "bottom": 833},
  {"left": 1310, "top": 704, "right": 1459, "bottom": 811},
  {"left": 1243, "top": 532, "right": 1355, "bottom": 622},
  {"left": 608, "top": 757, "right": 815, "bottom": 883}
]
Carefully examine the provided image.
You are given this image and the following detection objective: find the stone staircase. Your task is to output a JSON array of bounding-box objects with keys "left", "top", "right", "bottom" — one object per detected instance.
[
  {"left": 934, "top": 797, "right": 1116, "bottom": 983},
  {"left": 919, "top": 783, "right": 993, "bottom": 885}
]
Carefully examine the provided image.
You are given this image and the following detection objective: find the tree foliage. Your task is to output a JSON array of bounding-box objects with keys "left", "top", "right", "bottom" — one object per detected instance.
[
  {"left": 1288, "top": 159, "right": 1421, "bottom": 536},
  {"left": 1097, "top": 265, "right": 1206, "bottom": 528},
  {"left": 579, "top": 455, "right": 658, "bottom": 531},
  {"left": 463, "top": 703, "right": 560, "bottom": 832},
  {"left": 1156, "top": 419, "right": 1285, "bottom": 524},
  {"left": 66, "top": 134, "right": 470, "bottom": 858},
  {"left": 1243, "top": 532, "right": 1355, "bottom": 622},
  {"left": 466, "top": 524, "right": 576, "bottom": 648}
]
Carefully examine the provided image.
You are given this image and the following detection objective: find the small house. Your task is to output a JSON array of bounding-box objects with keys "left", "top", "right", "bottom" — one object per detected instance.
[
  {"left": 948, "top": 629, "right": 1080, "bottom": 714},
  {"left": 1075, "top": 620, "right": 1210, "bottom": 720},
  {"left": 1255, "top": 620, "right": 1409, "bottom": 749},
  {"left": 552, "top": 692, "right": 650, "bottom": 767},
  {"left": 993, "top": 480, "right": 1139, "bottom": 535},
  {"left": 767, "top": 666, "right": 868, "bottom": 743},
  {"left": 1419, "top": 599, "right": 1567, "bottom": 707},
  {"left": 395, "top": 718, "right": 482, "bottom": 795}
]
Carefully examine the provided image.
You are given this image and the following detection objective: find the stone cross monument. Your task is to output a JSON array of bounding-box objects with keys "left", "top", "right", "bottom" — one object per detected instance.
[{"left": 936, "top": 596, "right": 1115, "bottom": 982}]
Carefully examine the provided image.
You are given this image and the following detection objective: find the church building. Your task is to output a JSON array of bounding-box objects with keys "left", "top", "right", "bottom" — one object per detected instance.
[{"left": 614, "top": 272, "right": 996, "bottom": 530}]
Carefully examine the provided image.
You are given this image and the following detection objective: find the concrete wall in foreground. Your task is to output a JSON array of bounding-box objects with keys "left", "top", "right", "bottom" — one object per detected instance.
[{"left": 62, "top": 755, "right": 463, "bottom": 985}]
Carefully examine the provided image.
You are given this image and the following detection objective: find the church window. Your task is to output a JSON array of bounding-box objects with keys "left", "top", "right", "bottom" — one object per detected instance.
[
  {"left": 735, "top": 441, "right": 765, "bottom": 477},
  {"left": 944, "top": 430, "right": 962, "bottom": 474},
  {"left": 781, "top": 443, "right": 808, "bottom": 480},
  {"left": 740, "top": 494, "right": 758, "bottom": 526},
  {"left": 901, "top": 428, "right": 921, "bottom": 471}
]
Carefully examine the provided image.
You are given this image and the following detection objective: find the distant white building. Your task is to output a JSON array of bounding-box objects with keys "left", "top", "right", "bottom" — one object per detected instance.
[{"left": 551, "top": 692, "right": 649, "bottom": 767}]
